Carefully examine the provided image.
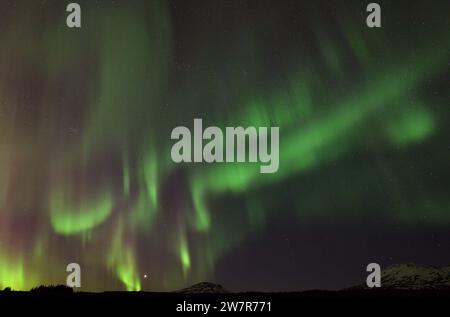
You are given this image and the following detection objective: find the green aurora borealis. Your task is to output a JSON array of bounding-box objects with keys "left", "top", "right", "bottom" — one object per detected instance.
[{"left": 0, "top": 0, "right": 449, "bottom": 291}]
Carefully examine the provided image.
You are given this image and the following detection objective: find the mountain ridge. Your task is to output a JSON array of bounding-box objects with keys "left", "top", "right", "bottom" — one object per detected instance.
[{"left": 354, "top": 263, "right": 450, "bottom": 290}]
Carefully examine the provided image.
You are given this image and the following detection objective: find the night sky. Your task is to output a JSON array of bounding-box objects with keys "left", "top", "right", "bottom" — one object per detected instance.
[{"left": 0, "top": 0, "right": 449, "bottom": 292}]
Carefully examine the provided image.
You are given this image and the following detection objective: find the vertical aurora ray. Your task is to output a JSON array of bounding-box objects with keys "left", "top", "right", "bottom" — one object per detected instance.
[
  {"left": 107, "top": 220, "right": 141, "bottom": 291},
  {"left": 0, "top": 259, "right": 28, "bottom": 290},
  {"left": 122, "top": 151, "right": 131, "bottom": 197},
  {"left": 178, "top": 231, "right": 191, "bottom": 276}
]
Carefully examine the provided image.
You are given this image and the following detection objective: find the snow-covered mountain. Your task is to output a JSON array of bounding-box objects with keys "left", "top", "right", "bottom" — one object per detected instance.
[{"left": 376, "top": 264, "right": 450, "bottom": 290}]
